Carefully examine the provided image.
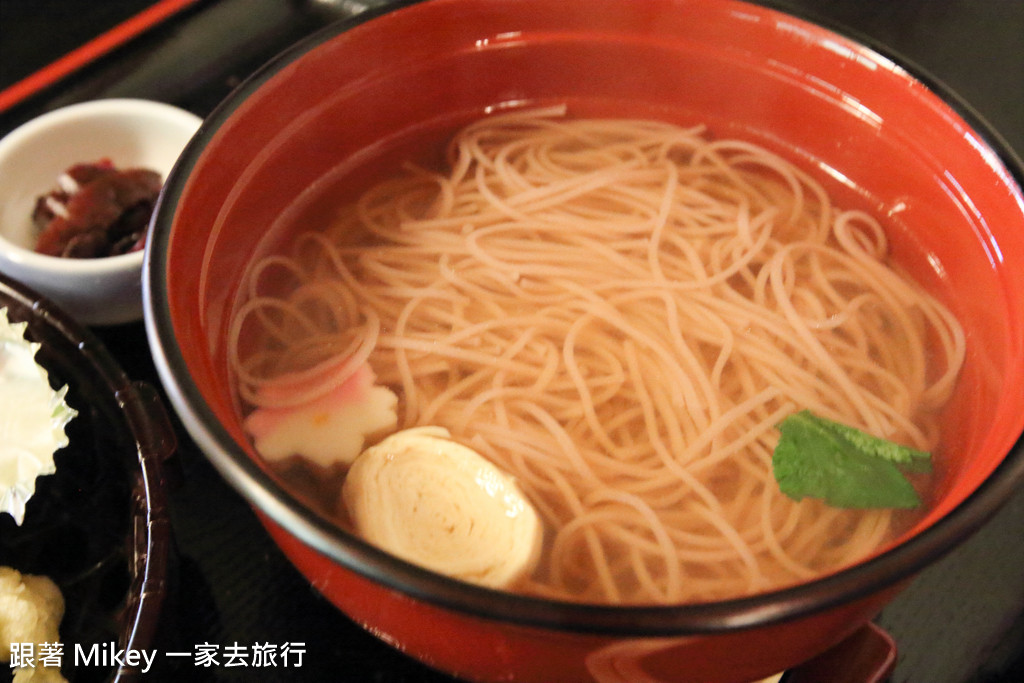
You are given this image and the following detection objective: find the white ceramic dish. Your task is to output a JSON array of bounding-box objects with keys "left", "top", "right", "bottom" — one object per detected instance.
[{"left": 0, "top": 98, "right": 201, "bottom": 326}]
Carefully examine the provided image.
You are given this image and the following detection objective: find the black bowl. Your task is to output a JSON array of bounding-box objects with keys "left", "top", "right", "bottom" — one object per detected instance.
[{"left": 0, "top": 273, "right": 175, "bottom": 683}]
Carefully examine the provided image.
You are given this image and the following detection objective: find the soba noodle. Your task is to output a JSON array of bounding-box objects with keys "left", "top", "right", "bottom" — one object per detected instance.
[{"left": 228, "top": 107, "right": 965, "bottom": 604}]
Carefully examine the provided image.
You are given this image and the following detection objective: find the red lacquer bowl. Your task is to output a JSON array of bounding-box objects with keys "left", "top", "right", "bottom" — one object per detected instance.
[{"left": 143, "top": 1, "right": 1024, "bottom": 681}]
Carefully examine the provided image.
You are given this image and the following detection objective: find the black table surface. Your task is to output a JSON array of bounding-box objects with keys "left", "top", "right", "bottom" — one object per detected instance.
[{"left": 1, "top": 1, "right": 1023, "bottom": 682}]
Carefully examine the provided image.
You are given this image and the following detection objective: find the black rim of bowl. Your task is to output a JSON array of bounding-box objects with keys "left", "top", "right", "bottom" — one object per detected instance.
[
  {"left": 144, "top": 0, "right": 1024, "bottom": 636},
  {"left": 0, "top": 272, "right": 174, "bottom": 679}
]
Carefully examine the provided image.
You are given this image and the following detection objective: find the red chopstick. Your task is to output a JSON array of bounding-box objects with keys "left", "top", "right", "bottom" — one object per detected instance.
[{"left": 0, "top": 0, "right": 204, "bottom": 114}]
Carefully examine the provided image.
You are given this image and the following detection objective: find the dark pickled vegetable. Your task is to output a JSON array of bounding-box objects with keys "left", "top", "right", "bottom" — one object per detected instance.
[{"left": 32, "top": 159, "right": 162, "bottom": 259}]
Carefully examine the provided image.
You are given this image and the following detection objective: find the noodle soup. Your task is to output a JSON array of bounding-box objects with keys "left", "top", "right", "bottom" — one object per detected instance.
[{"left": 227, "top": 107, "right": 964, "bottom": 605}]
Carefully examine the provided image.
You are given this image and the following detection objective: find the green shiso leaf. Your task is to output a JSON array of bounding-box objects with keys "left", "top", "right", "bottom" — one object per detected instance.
[
  {"left": 772, "top": 410, "right": 928, "bottom": 509},
  {"left": 808, "top": 412, "right": 932, "bottom": 473}
]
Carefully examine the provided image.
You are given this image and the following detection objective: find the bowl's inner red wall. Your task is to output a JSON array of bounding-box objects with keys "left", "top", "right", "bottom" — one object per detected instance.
[{"left": 167, "top": 0, "right": 1024, "bottom": 552}]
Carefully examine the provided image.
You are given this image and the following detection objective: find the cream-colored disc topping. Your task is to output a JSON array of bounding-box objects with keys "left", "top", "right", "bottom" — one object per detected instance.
[{"left": 342, "top": 427, "right": 542, "bottom": 589}]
